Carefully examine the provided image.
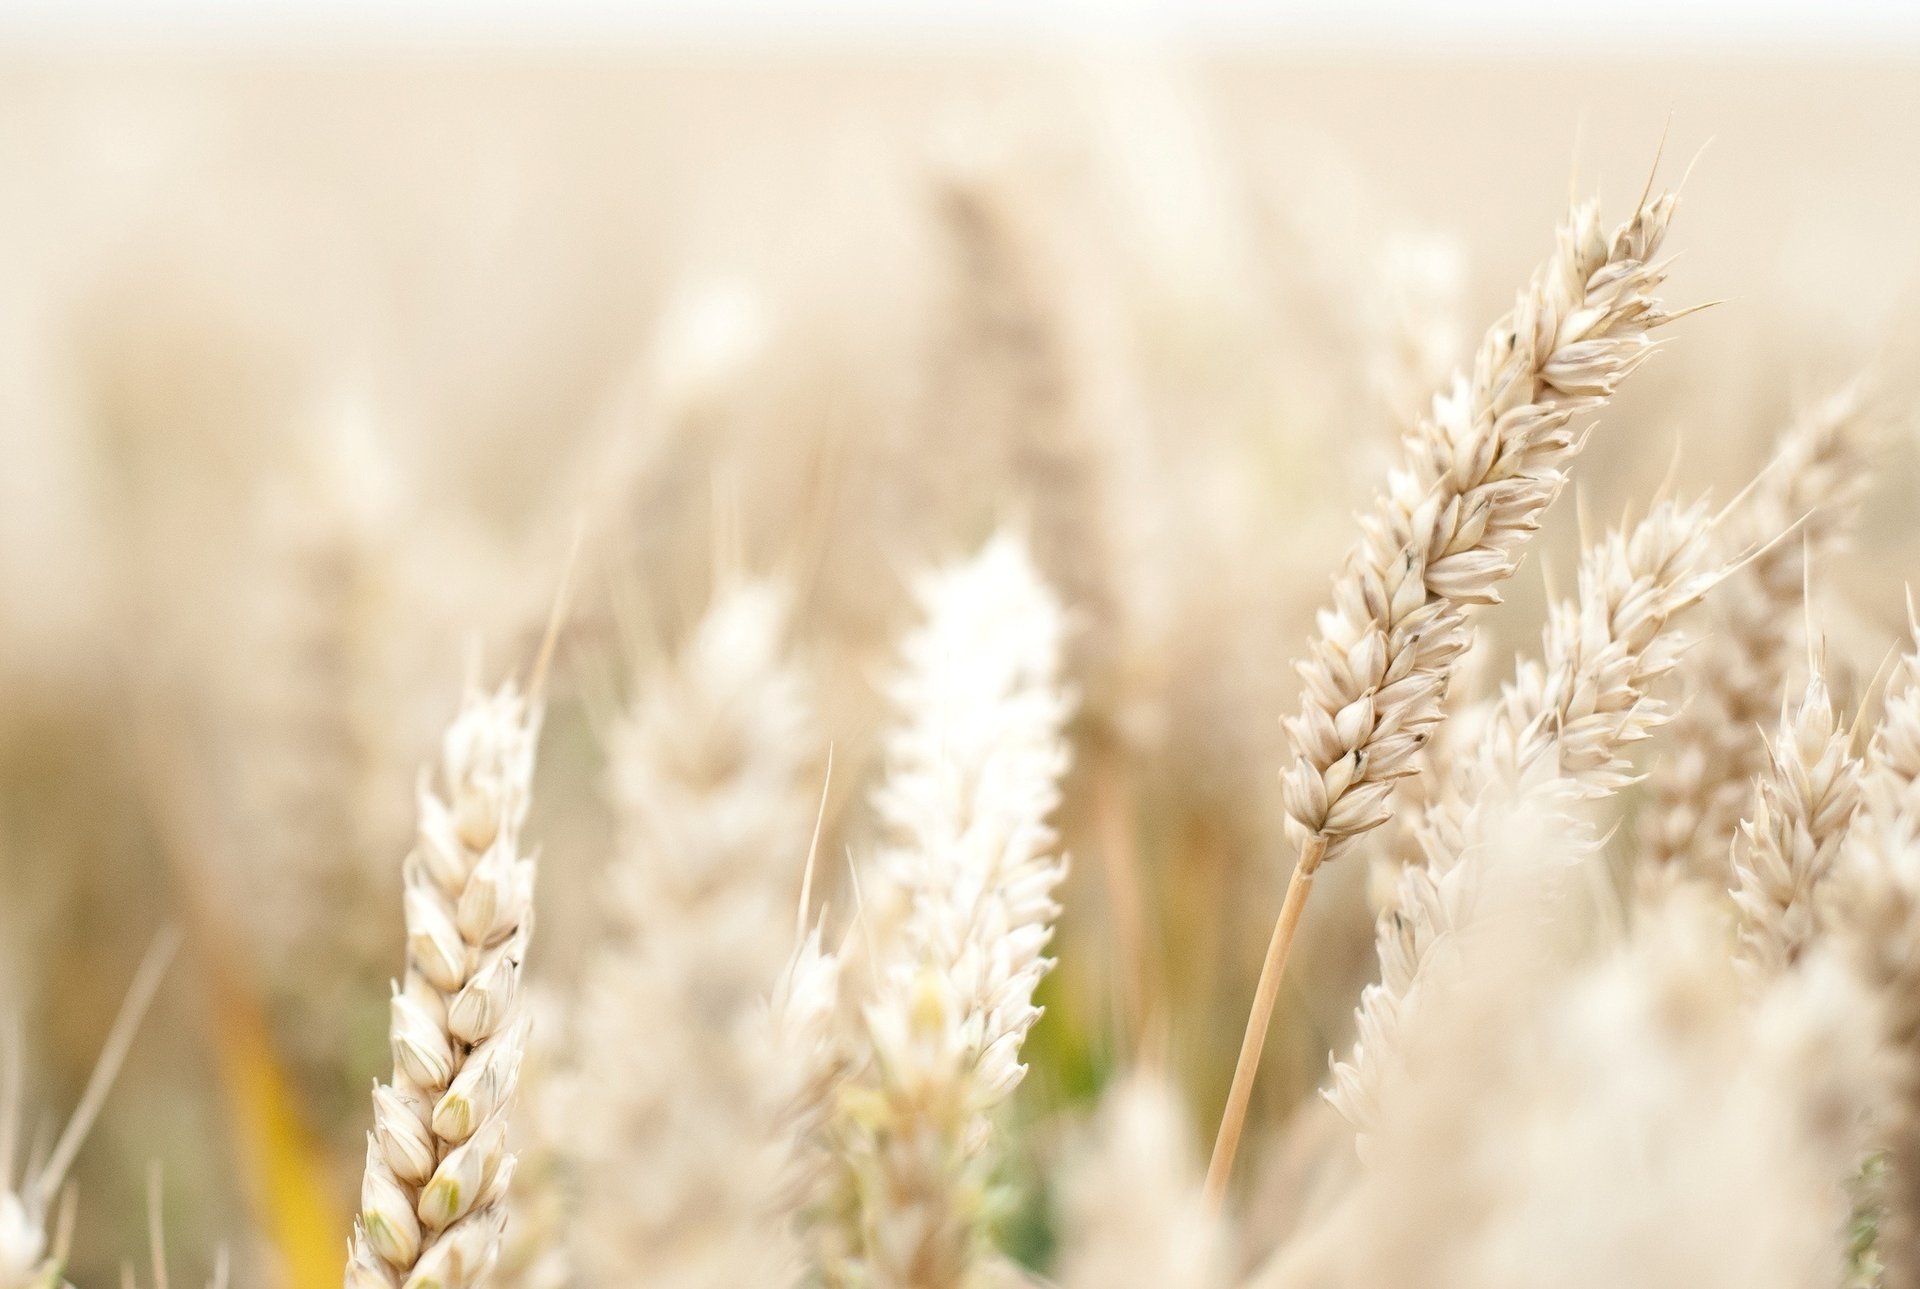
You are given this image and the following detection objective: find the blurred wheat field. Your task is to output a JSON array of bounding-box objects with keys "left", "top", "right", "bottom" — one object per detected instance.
[{"left": 2, "top": 48, "right": 1920, "bottom": 1289}]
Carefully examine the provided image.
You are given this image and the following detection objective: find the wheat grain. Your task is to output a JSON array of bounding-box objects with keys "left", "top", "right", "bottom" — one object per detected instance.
[
  {"left": 1266, "top": 882, "right": 1881, "bottom": 1289},
  {"left": 346, "top": 682, "right": 540, "bottom": 1289},
  {"left": 932, "top": 161, "right": 1166, "bottom": 1037}
]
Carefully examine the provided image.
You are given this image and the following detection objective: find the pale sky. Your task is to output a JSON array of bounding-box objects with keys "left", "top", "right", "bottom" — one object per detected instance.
[{"left": 0, "top": 0, "right": 1914, "bottom": 53}]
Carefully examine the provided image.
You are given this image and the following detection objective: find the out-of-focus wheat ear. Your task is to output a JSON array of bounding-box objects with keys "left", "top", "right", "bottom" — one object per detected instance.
[
  {"left": 1644, "top": 379, "right": 1876, "bottom": 892},
  {"left": 1829, "top": 613, "right": 1920, "bottom": 1287},
  {"left": 1212, "top": 180, "right": 1688, "bottom": 1202},
  {"left": 1730, "top": 667, "right": 1863, "bottom": 978},
  {"left": 1057, "top": 1073, "right": 1230, "bottom": 1289},
  {"left": 1329, "top": 498, "right": 1723, "bottom": 1138},
  {"left": 346, "top": 682, "right": 541, "bottom": 1289},
  {"left": 815, "top": 530, "right": 1073, "bottom": 1289},
  {"left": 932, "top": 160, "right": 1163, "bottom": 1043},
  {"left": 564, "top": 577, "right": 823, "bottom": 1287}
]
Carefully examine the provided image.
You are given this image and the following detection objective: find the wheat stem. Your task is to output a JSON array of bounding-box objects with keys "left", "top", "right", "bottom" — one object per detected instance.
[{"left": 1205, "top": 848, "right": 1317, "bottom": 1209}]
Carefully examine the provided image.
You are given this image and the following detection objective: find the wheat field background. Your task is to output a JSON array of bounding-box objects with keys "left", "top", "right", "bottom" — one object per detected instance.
[{"left": 2, "top": 46, "right": 1920, "bottom": 1289}]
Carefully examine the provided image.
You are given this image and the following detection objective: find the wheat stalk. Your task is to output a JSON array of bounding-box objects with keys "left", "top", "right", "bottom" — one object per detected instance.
[
  {"left": 1730, "top": 668, "right": 1862, "bottom": 978},
  {"left": 345, "top": 682, "right": 541, "bottom": 1289},
  {"left": 1326, "top": 499, "right": 1722, "bottom": 1135},
  {"left": 1, "top": 934, "right": 176, "bottom": 1289},
  {"left": 1210, "top": 180, "right": 1685, "bottom": 1200},
  {"left": 565, "top": 578, "right": 823, "bottom": 1288},
  {"left": 816, "top": 530, "right": 1072, "bottom": 1289},
  {"left": 1643, "top": 380, "right": 1874, "bottom": 890}
]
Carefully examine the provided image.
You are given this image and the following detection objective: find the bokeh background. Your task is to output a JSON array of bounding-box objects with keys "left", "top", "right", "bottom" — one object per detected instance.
[{"left": 4, "top": 3, "right": 1920, "bottom": 1284}]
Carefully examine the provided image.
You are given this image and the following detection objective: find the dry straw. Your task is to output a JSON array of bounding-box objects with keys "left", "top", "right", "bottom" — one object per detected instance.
[
  {"left": 1209, "top": 176, "right": 1687, "bottom": 1200},
  {"left": 1, "top": 934, "right": 175, "bottom": 1289}
]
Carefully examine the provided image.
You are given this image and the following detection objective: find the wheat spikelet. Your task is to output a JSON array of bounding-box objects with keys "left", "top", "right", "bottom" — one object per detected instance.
[
  {"left": 1328, "top": 500, "right": 1721, "bottom": 1134},
  {"left": 564, "top": 579, "right": 822, "bottom": 1288},
  {"left": 1644, "top": 381, "right": 1874, "bottom": 888},
  {"left": 1056, "top": 1074, "right": 1228, "bottom": 1289},
  {"left": 817, "top": 530, "right": 1072, "bottom": 1289},
  {"left": 346, "top": 683, "right": 541, "bottom": 1289},
  {"left": 1730, "top": 669, "right": 1862, "bottom": 978},
  {"left": 1279, "top": 186, "right": 1681, "bottom": 871}
]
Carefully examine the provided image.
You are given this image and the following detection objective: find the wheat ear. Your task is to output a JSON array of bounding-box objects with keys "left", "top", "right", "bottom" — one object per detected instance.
[
  {"left": 817, "top": 530, "right": 1072, "bottom": 1289},
  {"left": 566, "top": 579, "right": 822, "bottom": 1287},
  {"left": 1057, "top": 1073, "right": 1228, "bottom": 1289},
  {"left": 934, "top": 162, "right": 1159, "bottom": 1041},
  {"left": 346, "top": 682, "right": 541, "bottom": 1289},
  {"left": 1209, "top": 181, "right": 1684, "bottom": 1201},
  {"left": 1644, "top": 380, "right": 1874, "bottom": 890},
  {"left": 1730, "top": 668, "right": 1863, "bottom": 978},
  {"left": 1326, "top": 499, "right": 1722, "bottom": 1135},
  {"left": 1829, "top": 621, "right": 1920, "bottom": 1285}
]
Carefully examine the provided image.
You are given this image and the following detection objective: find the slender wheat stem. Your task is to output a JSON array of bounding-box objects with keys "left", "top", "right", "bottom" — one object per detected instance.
[{"left": 1, "top": 934, "right": 176, "bottom": 1289}]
